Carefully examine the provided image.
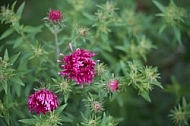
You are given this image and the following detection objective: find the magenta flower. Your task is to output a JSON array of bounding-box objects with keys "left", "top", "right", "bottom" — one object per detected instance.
[
  {"left": 27, "top": 89, "right": 59, "bottom": 114},
  {"left": 58, "top": 44, "right": 97, "bottom": 88},
  {"left": 48, "top": 10, "right": 62, "bottom": 23},
  {"left": 107, "top": 79, "right": 119, "bottom": 92}
]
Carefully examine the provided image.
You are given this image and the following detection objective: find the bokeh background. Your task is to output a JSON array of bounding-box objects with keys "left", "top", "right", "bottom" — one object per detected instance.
[{"left": 0, "top": 0, "right": 190, "bottom": 126}]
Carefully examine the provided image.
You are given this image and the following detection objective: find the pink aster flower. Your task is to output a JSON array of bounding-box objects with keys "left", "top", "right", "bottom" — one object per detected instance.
[
  {"left": 27, "top": 89, "right": 59, "bottom": 114},
  {"left": 48, "top": 9, "right": 62, "bottom": 23},
  {"left": 107, "top": 79, "right": 119, "bottom": 92},
  {"left": 58, "top": 43, "right": 97, "bottom": 88}
]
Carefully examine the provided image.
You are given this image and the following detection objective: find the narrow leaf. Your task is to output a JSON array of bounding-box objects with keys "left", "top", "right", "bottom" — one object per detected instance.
[
  {"left": 141, "top": 92, "right": 151, "bottom": 102},
  {"left": 115, "top": 46, "right": 127, "bottom": 53},
  {"left": 8, "top": 52, "right": 20, "bottom": 65},
  {"left": 158, "top": 25, "right": 166, "bottom": 34},
  {"left": 11, "top": 1, "right": 17, "bottom": 10},
  {"left": 11, "top": 77, "right": 25, "bottom": 86},
  {"left": 64, "top": 93, "right": 70, "bottom": 103},
  {"left": 23, "top": 25, "right": 43, "bottom": 33},
  {"left": 4, "top": 49, "right": 9, "bottom": 61},
  {"left": 4, "top": 112, "right": 10, "bottom": 125},
  {"left": 153, "top": 0, "right": 166, "bottom": 12},
  {"left": 18, "top": 119, "right": 36, "bottom": 125},
  {"left": 61, "top": 115, "right": 73, "bottom": 122},
  {"left": 14, "top": 83, "right": 21, "bottom": 97},
  {"left": 13, "top": 38, "right": 23, "bottom": 49},
  {"left": 2, "top": 81, "right": 8, "bottom": 94},
  {"left": 16, "top": 2, "right": 25, "bottom": 17},
  {"left": 0, "top": 28, "right": 14, "bottom": 40},
  {"left": 55, "top": 104, "right": 67, "bottom": 114},
  {"left": 52, "top": 78, "right": 57, "bottom": 83},
  {"left": 174, "top": 28, "right": 182, "bottom": 45}
]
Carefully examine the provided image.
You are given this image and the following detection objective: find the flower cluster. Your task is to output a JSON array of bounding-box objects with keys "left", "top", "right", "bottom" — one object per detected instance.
[
  {"left": 58, "top": 44, "right": 97, "bottom": 88},
  {"left": 27, "top": 89, "right": 59, "bottom": 114}
]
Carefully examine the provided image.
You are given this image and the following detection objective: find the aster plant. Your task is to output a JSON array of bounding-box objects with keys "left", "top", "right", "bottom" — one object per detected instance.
[{"left": 1, "top": 0, "right": 190, "bottom": 126}]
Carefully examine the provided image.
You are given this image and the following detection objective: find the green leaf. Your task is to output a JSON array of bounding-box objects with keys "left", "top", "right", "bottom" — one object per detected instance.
[
  {"left": 101, "top": 51, "right": 117, "bottom": 64},
  {"left": 2, "top": 81, "right": 8, "bottom": 94},
  {"left": 61, "top": 115, "right": 73, "bottom": 122},
  {"left": 52, "top": 78, "right": 58, "bottom": 83},
  {"left": 141, "top": 91, "right": 151, "bottom": 102},
  {"left": 97, "top": 42, "right": 112, "bottom": 52},
  {"left": 182, "top": 97, "right": 187, "bottom": 107},
  {"left": 82, "top": 12, "right": 96, "bottom": 22},
  {"left": 18, "top": 119, "right": 36, "bottom": 125},
  {"left": 117, "top": 93, "right": 124, "bottom": 107},
  {"left": 119, "top": 60, "right": 127, "bottom": 73},
  {"left": 153, "top": 0, "right": 166, "bottom": 12},
  {"left": 55, "top": 104, "right": 67, "bottom": 115},
  {"left": 158, "top": 25, "right": 166, "bottom": 34},
  {"left": 115, "top": 46, "right": 127, "bottom": 53},
  {"left": 13, "top": 83, "right": 21, "bottom": 97},
  {"left": 4, "top": 112, "right": 10, "bottom": 125},
  {"left": 16, "top": 2, "right": 25, "bottom": 17},
  {"left": 11, "top": 1, "right": 17, "bottom": 10},
  {"left": 174, "top": 27, "right": 181, "bottom": 45},
  {"left": 13, "top": 37, "right": 23, "bottom": 49},
  {"left": 8, "top": 52, "right": 20, "bottom": 65},
  {"left": 23, "top": 25, "right": 43, "bottom": 33},
  {"left": 0, "top": 28, "right": 14, "bottom": 40},
  {"left": 64, "top": 93, "right": 70, "bottom": 103},
  {"left": 4, "top": 49, "right": 9, "bottom": 61},
  {"left": 11, "top": 77, "right": 25, "bottom": 86},
  {"left": 153, "top": 82, "right": 163, "bottom": 89}
]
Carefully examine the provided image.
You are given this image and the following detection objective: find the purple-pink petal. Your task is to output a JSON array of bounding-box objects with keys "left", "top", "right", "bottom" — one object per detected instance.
[
  {"left": 27, "top": 89, "right": 59, "bottom": 114},
  {"left": 58, "top": 48, "right": 97, "bottom": 87}
]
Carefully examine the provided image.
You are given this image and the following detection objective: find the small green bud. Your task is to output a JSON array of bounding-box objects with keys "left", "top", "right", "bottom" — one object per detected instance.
[
  {"left": 91, "top": 101, "right": 104, "bottom": 113},
  {"left": 96, "top": 63, "right": 107, "bottom": 76},
  {"left": 59, "top": 80, "right": 71, "bottom": 93},
  {"left": 169, "top": 98, "right": 190, "bottom": 126}
]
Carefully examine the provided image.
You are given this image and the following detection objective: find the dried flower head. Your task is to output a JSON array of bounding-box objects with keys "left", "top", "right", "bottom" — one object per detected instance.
[
  {"left": 58, "top": 44, "right": 97, "bottom": 88},
  {"left": 96, "top": 63, "right": 107, "bottom": 75},
  {"left": 27, "top": 89, "right": 59, "bottom": 114},
  {"left": 79, "top": 28, "right": 88, "bottom": 37},
  {"left": 107, "top": 79, "right": 119, "bottom": 92},
  {"left": 48, "top": 9, "right": 62, "bottom": 23}
]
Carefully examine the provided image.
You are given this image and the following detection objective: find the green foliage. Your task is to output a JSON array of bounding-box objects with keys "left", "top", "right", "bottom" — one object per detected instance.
[
  {"left": 153, "top": 0, "right": 187, "bottom": 44},
  {"left": 125, "top": 61, "right": 162, "bottom": 102},
  {"left": 0, "top": 0, "right": 190, "bottom": 125},
  {"left": 169, "top": 98, "right": 190, "bottom": 126}
]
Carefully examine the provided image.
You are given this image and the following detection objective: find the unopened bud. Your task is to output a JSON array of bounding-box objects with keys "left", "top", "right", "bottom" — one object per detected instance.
[
  {"left": 48, "top": 10, "right": 63, "bottom": 23},
  {"left": 91, "top": 101, "right": 103, "bottom": 113},
  {"left": 107, "top": 79, "right": 119, "bottom": 92}
]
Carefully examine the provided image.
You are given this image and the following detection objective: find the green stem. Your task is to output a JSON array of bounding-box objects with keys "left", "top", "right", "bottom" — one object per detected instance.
[
  {"left": 53, "top": 25, "right": 60, "bottom": 59},
  {"left": 20, "top": 32, "right": 30, "bottom": 44}
]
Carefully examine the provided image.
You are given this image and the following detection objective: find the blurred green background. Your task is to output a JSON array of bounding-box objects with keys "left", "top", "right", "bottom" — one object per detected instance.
[{"left": 1, "top": 0, "right": 190, "bottom": 126}]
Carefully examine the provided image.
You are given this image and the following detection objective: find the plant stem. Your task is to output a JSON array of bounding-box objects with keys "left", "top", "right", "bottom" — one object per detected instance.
[{"left": 53, "top": 25, "right": 60, "bottom": 59}]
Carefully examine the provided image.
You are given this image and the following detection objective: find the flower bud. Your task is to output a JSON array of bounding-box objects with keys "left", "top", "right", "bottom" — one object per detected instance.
[
  {"left": 91, "top": 101, "right": 103, "bottom": 113},
  {"left": 48, "top": 10, "right": 63, "bottom": 23},
  {"left": 107, "top": 79, "right": 119, "bottom": 92},
  {"left": 96, "top": 63, "right": 106, "bottom": 75}
]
